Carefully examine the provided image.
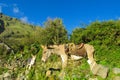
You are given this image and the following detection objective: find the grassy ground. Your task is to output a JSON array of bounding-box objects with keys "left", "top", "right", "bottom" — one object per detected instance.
[{"left": 0, "top": 44, "right": 120, "bottom": 80}]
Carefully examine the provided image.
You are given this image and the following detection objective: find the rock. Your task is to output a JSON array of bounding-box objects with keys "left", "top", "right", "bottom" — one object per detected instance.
[
  {"left": 47, "top": 75, "right": 56, "bottom": 80},
  {"left": 16, "top": 73, "right": 26, "bottom": 80},
  {"left": 113, "top": 76, "right": 120, "bottom": 80},
  {"left": 3, "top": 72, "right": 11, "bottom": 78},
  {"left": 97, "top": 64, "right": 109, "bottom": 79},
  {"left": 89, "top": 78, "right": 98, "bottom": 80},
  {"left": 0, "top": 75, "right": 3, "bottom": 80},
  {"left": 46, "top": 68, "right": 61, "bottom": 78},
  {"left": 25, "top": 70, "right": 29, "bottom": 75},
  {"left": 112, "top": 68, "right": 120, "bottom": 74},
  {"left": 0, "top": 42, "right": 12, "bottom": 54},
  {"left": 58, "top": 71, "right": 65, "bottom": 80},
  {"left": 87, "top": 60, "right": 109, "bottom": 79},
  {"left": 3, "top": 72, "right": 11, "bottom": 80},
  {"left": 46, "top": 70, "right": 52, "bottom": 77}
]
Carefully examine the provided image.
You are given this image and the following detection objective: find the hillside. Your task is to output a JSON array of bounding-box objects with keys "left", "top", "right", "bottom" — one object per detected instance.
[
  {"left": 0, "top": 13, "right": 42, "bottom": 51},
  {"left": 0, "top": 14, "right": 120, "bottom": 80}
]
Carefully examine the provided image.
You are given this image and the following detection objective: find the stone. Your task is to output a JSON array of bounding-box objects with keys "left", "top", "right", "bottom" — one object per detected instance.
[
  {"left": 25, "top": 70, "right": 29, "bottom": 75},
  {"left": 16, "top": 73, "right": 26, "bottom": 80},
  {"left": 3, "top": 72, "right": 11, "bottom": 80},
  {"left": 112, "top": 68, "right": 120, "bottom": 74},
  {"left": 3, "top": 72, "right": 11, "bottom": 78},
  {"left": 0, "top": 75, "right": 3, "bottom": 80},
  {"left": 0, "top": 42, "right": 12, "bottom": 54},
  {"left": 96, "top": 64, "right": 109, "bottom": 79},
  {"left": 113, "top": 76, "right": 120, "bottom": 80},
  {"left": 58, "top": 71, "right": 65, "bottom": 80},
  {"left": 87, "top": 60, "right": 109, "bottom": 79},
  {"left": 46, "top": 70, "right": 52, "bottom": 77},
  {"left": 91, "top": 63, "right": 101, "bottom": 74},
  {"left": 89, "top": 78, "right": 98, "bottom": 80}
]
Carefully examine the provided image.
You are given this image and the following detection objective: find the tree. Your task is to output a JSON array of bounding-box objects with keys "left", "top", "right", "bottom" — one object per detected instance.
[
  {"left": 40, "top": 18, "right": 68, "bottom": 45},
  {"left": 70, "top": 20, "right": 120, "bottom": 46},
  {"left": 70, "top": 28, "right": 85, "bottom": 44}
]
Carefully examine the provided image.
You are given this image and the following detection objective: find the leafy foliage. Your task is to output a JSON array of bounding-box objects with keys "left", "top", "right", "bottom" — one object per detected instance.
[
  {"left": 70, "top": 20, "right": 120, "bottom": 46},
  {"left": 30, "top": 41, "right": 41, "bottom": 55},
  {"left": 40, "top": 18, "right": 68, "bottom": 45},
  {"left": 70, "top": 20, "right": 120, "bottom": 68}
]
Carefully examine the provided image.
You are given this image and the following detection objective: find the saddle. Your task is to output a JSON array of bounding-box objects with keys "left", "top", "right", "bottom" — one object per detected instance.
[
  {"left": 65, "top": 43, "right": 87, "bottom": 57},
  {"left": 76, "top": 43, "right": 84, "bottom": 49}
]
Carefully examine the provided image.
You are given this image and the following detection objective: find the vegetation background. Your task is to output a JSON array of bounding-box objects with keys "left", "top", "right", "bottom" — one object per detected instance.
[{"left": 0, "top": 13, "right": 120, "bottom": 80}]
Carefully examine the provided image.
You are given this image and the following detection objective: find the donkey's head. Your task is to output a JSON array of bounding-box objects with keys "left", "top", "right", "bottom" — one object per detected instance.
[{"left": 41, "top": 45, "right": 52, "bottom": 62}]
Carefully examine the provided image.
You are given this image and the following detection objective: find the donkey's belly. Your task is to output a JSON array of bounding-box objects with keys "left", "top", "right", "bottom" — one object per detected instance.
[{"left": 70, "top": 55, "right": 83, "bottom": 60}]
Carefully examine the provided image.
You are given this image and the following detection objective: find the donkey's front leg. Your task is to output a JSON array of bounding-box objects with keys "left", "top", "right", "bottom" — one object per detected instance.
[{"left": 60, "top": 53, "right": 68, "bottom": 69}]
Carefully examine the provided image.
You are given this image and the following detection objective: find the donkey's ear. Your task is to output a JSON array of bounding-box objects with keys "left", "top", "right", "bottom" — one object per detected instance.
[{"left": 69, "top": 43, "right": 74, "bottom": 47}]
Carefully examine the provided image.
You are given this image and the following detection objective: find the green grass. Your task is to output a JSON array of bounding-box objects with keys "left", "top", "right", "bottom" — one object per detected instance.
[{"left": 0, "top": 44, "right": 119, "bottom": 80}]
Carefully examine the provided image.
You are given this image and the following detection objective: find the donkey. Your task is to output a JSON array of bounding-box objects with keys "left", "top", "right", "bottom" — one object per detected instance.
[
  {"left": 41, "top": 43, "right": 95, "bottom": 69},
  {"left": 26, "top": 54, "right": 36, "bottom": 70}
]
